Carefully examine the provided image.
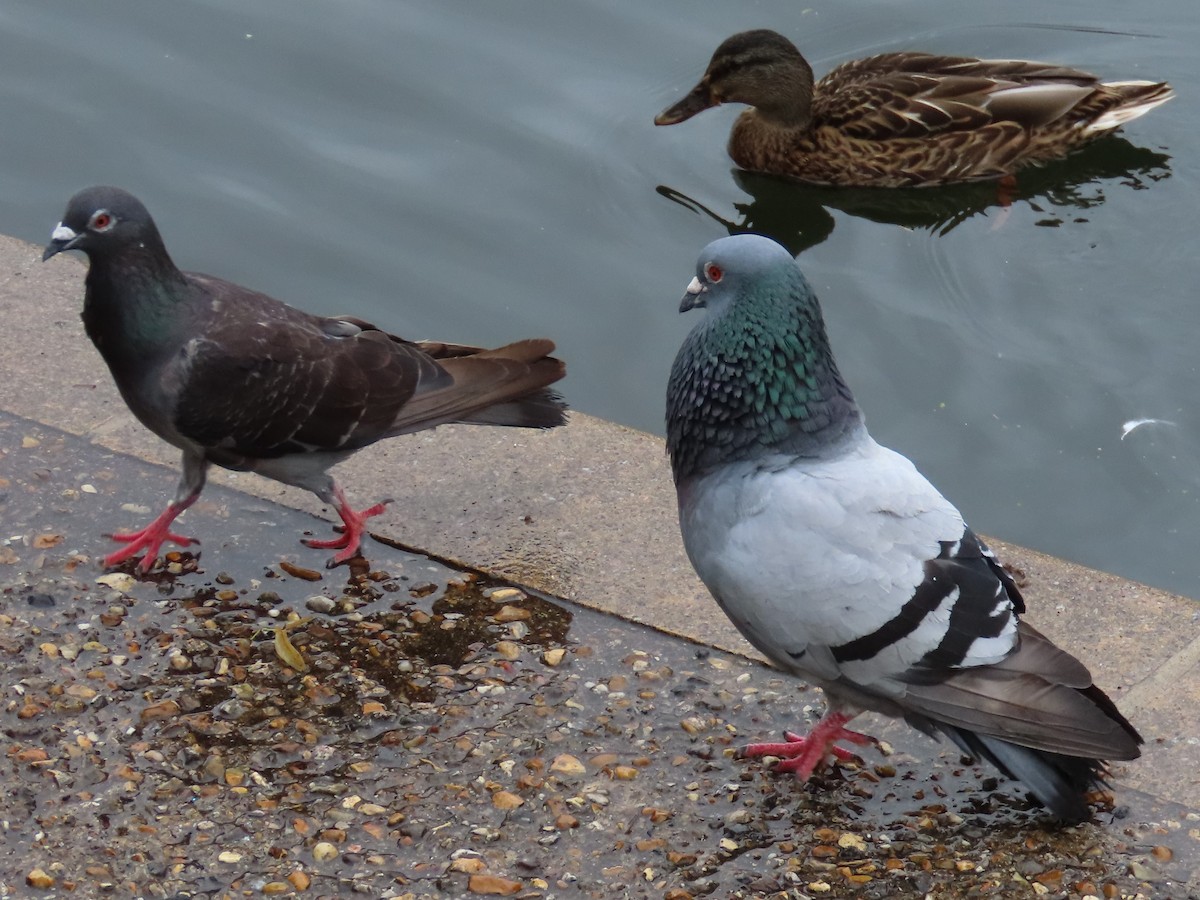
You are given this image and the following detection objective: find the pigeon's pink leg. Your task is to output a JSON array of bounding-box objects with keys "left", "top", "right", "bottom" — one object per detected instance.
[
  {"left": 738, "top": 710, "right": 877, "bottom": 781},
  {"left": 304, "top": 484, "right": 391, "bottom": 566},
  {"left": 104, "top": 492, "right": 201, "bottom": 573}
]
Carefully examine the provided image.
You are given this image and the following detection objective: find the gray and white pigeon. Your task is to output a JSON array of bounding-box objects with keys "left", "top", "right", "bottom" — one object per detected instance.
[
  {"left": 43, "top": 185, "right": 567, "bottom": 572},
  {"left": 666, "top": 233, "right": 1141, "bottom": 822}
]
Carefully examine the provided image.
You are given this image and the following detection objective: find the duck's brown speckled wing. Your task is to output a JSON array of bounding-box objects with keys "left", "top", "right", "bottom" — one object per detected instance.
[{"left": 815, "top": 53, "right": 1104, "bottom": 141}]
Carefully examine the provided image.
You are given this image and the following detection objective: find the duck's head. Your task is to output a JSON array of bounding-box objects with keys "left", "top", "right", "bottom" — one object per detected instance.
[{"left": 655, "top": 29, "right": 815, "bottom": 126}]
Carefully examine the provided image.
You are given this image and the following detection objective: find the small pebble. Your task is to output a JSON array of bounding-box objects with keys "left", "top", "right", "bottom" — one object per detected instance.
[
  {"left": 140, "top": 700, "right": 181, "bottom": 723},
  {"left": 550, "top": 754, "right": 586, "bottom": 776},
  {"left": 26, "top": 868, "right": 54, "bottom": 889},
  {"left": 492, "top": 791, "right": 524, "bottom": 810},
  {"left": 95, "top": 572, "right": 136, "bottom": 592},
  {"left": 493, "top": 605, "right": 531, "bottom": 623},
  {"left": 488, "top": 587, "right": 525, "bottom": 602},
  {"left": 837, "top": 833, "right": 867, "bottom": 853},
  {"left": 467, "top": 873, "right": 523, "bottom": 895},
  {"left": 306, "top": 595, "right": 336, "bottom": 614},
  {"left": 312, "top": 841, "right": 339, "bottom": 862},
  {"left": 279, "top": 560, "right": 323, "bottom": 581},
  {"left": 287, "top": 871, "right": 311, "bottom": 890}
]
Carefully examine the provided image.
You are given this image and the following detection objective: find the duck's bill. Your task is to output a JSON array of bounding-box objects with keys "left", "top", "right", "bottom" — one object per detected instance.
[{"left": 655, "top": 83, "right": 717, "bottom": 126}]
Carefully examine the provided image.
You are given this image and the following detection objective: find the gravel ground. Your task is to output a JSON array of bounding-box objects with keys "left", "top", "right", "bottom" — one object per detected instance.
[{"left": 1, "top": 411, "right": 1197, "bottom": 899}]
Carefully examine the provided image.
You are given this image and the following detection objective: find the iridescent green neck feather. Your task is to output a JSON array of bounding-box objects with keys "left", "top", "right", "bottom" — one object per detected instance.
[
  {"left": 82, "top": 229, "right": 194, "bottom": 376},
  {"left": 667, "top": 264, "right": 862, "bottom": 484}
]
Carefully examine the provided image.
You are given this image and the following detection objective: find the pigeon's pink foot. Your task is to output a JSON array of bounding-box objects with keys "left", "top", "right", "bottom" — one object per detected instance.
[
  {"left": 104, "top": 498, "right": 199, "bottom": 573},
  {"left": 738, "top": 711, "right": 876, "bottom": 781},
  {"left": 305, "top": 488, "right": 391, "bottom": 567}
]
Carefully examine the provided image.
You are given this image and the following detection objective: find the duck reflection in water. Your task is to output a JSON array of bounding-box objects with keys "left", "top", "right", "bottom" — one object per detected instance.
[{"left": 657, "top": 136, "right": 1171, "bottom": 257}]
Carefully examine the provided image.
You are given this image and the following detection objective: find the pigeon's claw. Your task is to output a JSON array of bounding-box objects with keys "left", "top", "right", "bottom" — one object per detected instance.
[
  {"left": 305, "top": 493, "right": 391, "bottom": 567},
  {"left": 103, "top": 503, "right": 199, "bottom": 573},
  {"left": 738, "top": 711, "right": 876, "bottom": 782}
]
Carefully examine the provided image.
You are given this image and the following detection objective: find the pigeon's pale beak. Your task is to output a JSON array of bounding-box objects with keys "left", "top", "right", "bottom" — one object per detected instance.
[
  {"left": 655, "top": 82, "right": 718, "bottom": 126},
  {"left": 679, "top": 275, "right": 707, "bottom": 312},
  {"left": 42, "top": 223, "right": 81, "bottom": 261}
]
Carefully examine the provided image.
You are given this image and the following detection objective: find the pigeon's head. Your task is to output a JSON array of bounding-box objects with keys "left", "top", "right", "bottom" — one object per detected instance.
[
  {"left": 43, "top": 186, "right": 159, "bottom": 263},
  {"left": 679, "top": 233, "right": 797, "bottom": 315}
]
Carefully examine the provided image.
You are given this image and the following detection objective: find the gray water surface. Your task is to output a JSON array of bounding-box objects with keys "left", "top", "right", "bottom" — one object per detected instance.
[{"left": 2, "top": 1, "right": 1197, "bottom": 599}]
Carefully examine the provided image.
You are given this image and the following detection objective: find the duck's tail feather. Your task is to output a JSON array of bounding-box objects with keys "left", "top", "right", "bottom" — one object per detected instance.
[{"left": 1088, "top": 81, "right": 1174, "bottom": 132}]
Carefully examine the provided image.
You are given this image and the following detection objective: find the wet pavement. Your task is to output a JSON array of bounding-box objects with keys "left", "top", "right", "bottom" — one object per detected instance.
[{"left": 2, "top": 414, "right": 1199, "bottom": 899}]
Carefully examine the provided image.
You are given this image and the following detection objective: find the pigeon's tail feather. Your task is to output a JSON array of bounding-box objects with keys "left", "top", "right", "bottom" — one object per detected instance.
[
  {"left": 453, "top": 340, "right": 568, "bottom": 428},
  {"left": 387, "top": 340, "right": 567, "bottom": 435},
  {"left": 939, "top": 725, "right": 1098, "bottom": 823},
  {"left": 471, "top": 338, "right": 558, "bottom": 363},
  {"left": 416, "top": 337, "right": 555, "bottom": 363},
  {"left": 896, "top": 622, "right": 1141, "bottom": 820},
  {"left": 456, "top": 386, "right": 568, "bottom": 429},
  {"left": 901, "top": 623, "right": 1142, "bottom": 759}
]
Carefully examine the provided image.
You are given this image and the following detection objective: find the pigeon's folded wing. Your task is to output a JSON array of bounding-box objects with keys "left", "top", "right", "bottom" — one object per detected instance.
[{"left": 169, "top": 304, "right": 429, "bottom": 458}]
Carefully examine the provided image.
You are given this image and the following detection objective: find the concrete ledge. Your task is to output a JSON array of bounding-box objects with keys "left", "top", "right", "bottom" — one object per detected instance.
[{"left": 3, "top": 232, "right": 1197, "bottom": 810}]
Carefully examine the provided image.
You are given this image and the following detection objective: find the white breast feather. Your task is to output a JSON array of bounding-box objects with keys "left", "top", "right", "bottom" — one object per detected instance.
[{"left": 680, "top": 437, "right": 966, "bottom": 688}]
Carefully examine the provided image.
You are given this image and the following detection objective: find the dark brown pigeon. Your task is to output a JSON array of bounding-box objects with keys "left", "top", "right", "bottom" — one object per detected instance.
[{"left": 44, "top": 185, "right": 567, "bottom": 571}]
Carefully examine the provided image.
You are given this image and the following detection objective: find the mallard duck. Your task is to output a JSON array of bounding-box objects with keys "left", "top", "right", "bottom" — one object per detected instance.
[{"left": 655, "top": 29, "right": 1174, "bottom": 188}]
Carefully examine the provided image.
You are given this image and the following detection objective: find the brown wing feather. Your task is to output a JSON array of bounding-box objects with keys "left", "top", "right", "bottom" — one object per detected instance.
[
  {"left": 898, "top": 622, "right": 1141, "bottom": 759},
  {"left": 384, "top": 340, "right": 566, "bottom": 434},
  {"left": 823, "top": 52, "right": 1101, "bottom": 91},
  {"left": 816, "top": 58, "right": 1102, "bottom": 141},
  {"left": 818, "top": 79, "right": 996, "bottom": 139},
  {"left": 171, "top": 276, "right": 564, "bottom": 459},
  {"left": 172, "top": 301, "right": 428, "bottom": 458}
]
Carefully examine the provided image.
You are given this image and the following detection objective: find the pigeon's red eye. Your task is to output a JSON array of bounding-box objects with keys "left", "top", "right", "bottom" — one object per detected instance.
[
  {"left": 705, "top": 262, "right": 723, "bottom": 283},
  {"left": 90, "top": 212, "right": 113, "bottom": 231}
]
